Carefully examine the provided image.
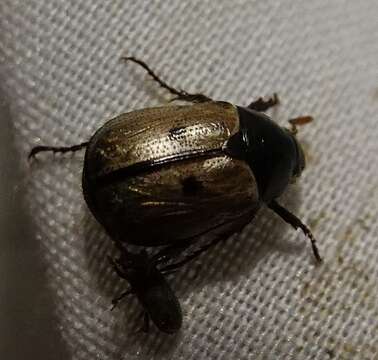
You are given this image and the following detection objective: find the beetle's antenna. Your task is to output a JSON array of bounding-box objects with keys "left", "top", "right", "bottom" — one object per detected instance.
[
  {"left": 288, "top": 116, "right": 313, "bottom": 134},
  {"left": 268, "top": 200, "right": 322, "bottom": 263}
]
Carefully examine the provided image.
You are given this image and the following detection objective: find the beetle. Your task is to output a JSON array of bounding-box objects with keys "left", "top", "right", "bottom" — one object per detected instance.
[
  {"left": 109, "top": 247, "right": 182, "bottom": 334},
  {"left": 29, "top": 55, "right": 321, "bottom": 264}
]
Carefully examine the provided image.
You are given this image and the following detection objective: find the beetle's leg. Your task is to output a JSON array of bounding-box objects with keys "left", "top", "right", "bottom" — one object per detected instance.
[
  {"left": 268, "top": 200, "right": 322, "bottom": 263},
  {"left": 108, "top": 256, "right": 135, "bottom": 309},
  {"left": 122, "top": 56, "right": 212, "bottom": 103},
  {"left": 248, "top": 93, "right": 279, "bottom": 112},
  {"left": 153, "top": 216, "right": 251, "bottom": 265},
  {"left": 157, "top": 216, "right": 253, "bottom": 271},
  {"left": 111, "top": 289, "right": 133, "bottom": 310},
  {"left": 28, "top": 142, "right": 88, "bottom": 159},
  {"left": 152, "top": 240, "right": 194, "bottom": 265},
  {"left": 160, "top": 232, "right": 233, "bottom": 273},
  {"left": 163, "top": 268, "right": 179, "bottom": 276},
  {"left": 108, "top": 256, "right": 128, "bottom": 280}
]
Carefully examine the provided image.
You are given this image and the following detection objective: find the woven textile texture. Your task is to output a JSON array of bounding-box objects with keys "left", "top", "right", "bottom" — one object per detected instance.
[{"left": 1, "top": 1, "right": 378, "bottom": 359}]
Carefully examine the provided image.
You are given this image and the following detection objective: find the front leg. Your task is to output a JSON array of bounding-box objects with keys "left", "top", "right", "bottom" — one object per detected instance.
[{"left": 248, "top": 93, "right": 279, "bottom": 112}]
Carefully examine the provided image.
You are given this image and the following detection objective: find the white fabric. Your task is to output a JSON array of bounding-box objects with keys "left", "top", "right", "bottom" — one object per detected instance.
[{"left": 1, "top": 1, "right": 378, "bottom": 359}]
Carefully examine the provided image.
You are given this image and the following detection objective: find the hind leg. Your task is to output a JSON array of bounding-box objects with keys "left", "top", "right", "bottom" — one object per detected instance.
[
  {"left": 268, "top": 200, "right": 322, "bottom": 263},
  {"left": 28, "top": 141, "right": 88, "bottom": 159},
  {"left": 122, "top": 56, "right": 212, "bottom": 103}
]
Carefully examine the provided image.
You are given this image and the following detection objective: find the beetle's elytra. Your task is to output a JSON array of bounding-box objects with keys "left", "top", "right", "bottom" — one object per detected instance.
[
  {"left": 29, "top": 56, "right": 322, "bottom": 333},
  {"left": 82, "top": 101, "right": 261, "bottom": 246}
]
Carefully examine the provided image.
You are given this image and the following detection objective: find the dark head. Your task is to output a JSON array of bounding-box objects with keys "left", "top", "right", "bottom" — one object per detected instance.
[{"left": 226, "top": 106, "right": 306, "bottom": 203}]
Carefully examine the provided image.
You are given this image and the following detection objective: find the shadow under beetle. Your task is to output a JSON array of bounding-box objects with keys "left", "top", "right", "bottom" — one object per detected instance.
[{"left": 30, "top": 56, "right": 322, "bottom": 333}]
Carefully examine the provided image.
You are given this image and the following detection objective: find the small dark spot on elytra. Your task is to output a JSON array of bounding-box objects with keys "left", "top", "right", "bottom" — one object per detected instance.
[
  {"left": 169, "top": 126, "right": 186, "bottom": 138},
  {"left": 181, "top": 176, "right": 203, "bottom": 195}
]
